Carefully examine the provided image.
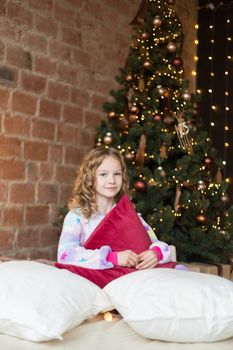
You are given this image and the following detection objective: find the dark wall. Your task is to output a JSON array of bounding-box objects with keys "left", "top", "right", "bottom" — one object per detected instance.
[{"left": 197, "top": 1, "right": 233, "bottom": 201}]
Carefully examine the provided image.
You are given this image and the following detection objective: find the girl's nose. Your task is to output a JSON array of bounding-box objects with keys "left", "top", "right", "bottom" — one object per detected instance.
[{"left": 108, "top": 174, "right": 115, "bottom": 183}]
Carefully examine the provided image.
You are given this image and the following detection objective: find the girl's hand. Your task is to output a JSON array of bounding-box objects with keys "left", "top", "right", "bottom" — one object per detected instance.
[
  {"left": 117, "top": 250, "right": 138, "bottom": 267},
  {"left": 136, "top": 250, "right": 158, "bottom": 270}
]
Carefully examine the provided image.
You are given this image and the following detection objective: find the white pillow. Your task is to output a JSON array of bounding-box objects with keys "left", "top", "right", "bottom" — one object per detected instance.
[
  {"left": 0, "top": 261, "right": 112, "bottom": 342},
  {"left": 104, "top": 268, "right": 233, "bottom": 343}
]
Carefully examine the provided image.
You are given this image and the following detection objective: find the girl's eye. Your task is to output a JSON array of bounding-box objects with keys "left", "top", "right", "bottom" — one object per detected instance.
[
  {"left": 99, "top": 173, "right": 107, "bottom": 177},
  {"left": 114, "top": 172, "right": 122, "bottom": 176}
]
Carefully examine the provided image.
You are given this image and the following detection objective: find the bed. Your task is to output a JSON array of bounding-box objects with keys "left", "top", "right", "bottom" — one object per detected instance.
[
  {"left": 0, "top": 248, "right": 233, "bottom": 348},
  {"left": 1, "top": 314, "right": 233, "bottom": 350}
]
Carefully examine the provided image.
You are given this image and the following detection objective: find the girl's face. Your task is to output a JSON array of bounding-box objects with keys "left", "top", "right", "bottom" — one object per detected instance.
[{"left": 95, "top": 156, "right": 123, "bottom": 201}]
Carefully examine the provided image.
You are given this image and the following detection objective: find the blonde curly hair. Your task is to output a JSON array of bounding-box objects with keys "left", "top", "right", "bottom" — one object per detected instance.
[{"left": 68, "top": 146, "right": 129, "bottom": 218}]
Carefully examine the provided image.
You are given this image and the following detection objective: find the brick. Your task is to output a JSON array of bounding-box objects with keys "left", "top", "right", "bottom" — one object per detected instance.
[
  {"left": 61, "top": 26, "right": 81, "bottom": 46},
  {"left": 6, "top": 46, "right": 32, "bottom": 69},
  {"left": 25, "top": 205, "right": 49, "bottom": 225},
  {"left": 12, "top": 91, "right": 37, "bottom": 114},
  {"left": 0, "top": 182, "right": 8, "bottom": 203},
  {"left": 24, "top": 141, "right": 48, "bottom": 161},
  {"left": 49, "top": 144, "right": 63, "bottom": 163},
  {"left": 0, "top": 136, "right": 21, "bottom": 158},
  {"left": 38, "top": 184, "right": 58, "bottom": 204},
  {"left": 0, "top": 88, "right": 10, "bottom": 109},
  {"left": 55, "top": 165, "right": 76, "bottom": 184},
  {"left": 26, "top": 162, "right": 39, "bottom": 181},
  {"left": 2, "top": 207, "right": 24, "bottom": 226},
  {"left": 57, "top": 124, "right": 79, "bottom": 144},
  {"left": 34, "top": 56, "right": 57, "bottom": 76},
  {"left": 0, "top": 160, "right": 25, "bottom": 180},
  {"left": 79, "top": 128, "right": 95, "bottom": 147},
  {"left": 28, "top": 0, "right": 53, "bottom": 13},
  {"left": 10, "top": 183, "right": 35, "bottom": 204},
  {"left": 17, "top": 228, "right": 40, "bottom": 248},
  {"left": 54, "top": 3, "right": 76, "bottom": 26},
  {"left": 63, "top": 104, "right": 83, "bottom": 124},
  {"left": 0, "top": 41, "right": 4, "bottom": 60},
  {"left": 91, "top": 93, "right": 108, "bottom": 111},
  {"left": 71, "top": 87, "right": 90, "bottom": 107},
  {"left": 4, "top": 115, "right": 30, "bottom": 136},
  {"left": 23, "top": 32, "right": 47, "bottom": 54},
  {"left": 32, "top": 119, "right": 55, "bottom": 140},
  {"left": 0, "top": 1, "right": 6, "bottom": 16},
  {"left": 40, "top": 163, "right": 54, "bottom": 181},
  {"left": 40, "top": 226, "right": 59, "bottom": 246},
  {"left": 0, "top": 18, "right": 19, "bottom": 42},
  {"left": 35, "top": 15, "right": 58, "bottom": 37},
  {"left": 49, "top": 41, "right": 72, "bottom": 62},
  {"left": 0, "top": 230, "right": 13, "bottom": 250},
  {"left": 39, "top": 99, "right": 61, "bottom": 120},
  {"left": 59, "top": 184, "right": 73, "bottom": 205},
  {"left": 48, "top": 81, "right": 70, "bottom": 102},
  {"left": 84, "top": 110, "right": 102, "bottom": 127},
  {"left": 64, "top": 145, "right": 84, "bottom": 165},
  {"left": 72, "top": 48, "right": 90, "bottom": 67},
  {"left": 7, "top": 2, "right": 33, "bottom": 27},
  {"left": 21, "top": 72, "right": 46, "bottom": 94},
  {"left": 57, "top": 64, "right": 77, "bottom": 84}
]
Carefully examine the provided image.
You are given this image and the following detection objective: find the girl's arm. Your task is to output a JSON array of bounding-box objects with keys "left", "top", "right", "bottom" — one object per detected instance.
[
  {"left": 57, "top": 211, "right": 114, "bottom": 270},
  {"left": 138, "top": 215, "right": 172, "bottom": 264}
]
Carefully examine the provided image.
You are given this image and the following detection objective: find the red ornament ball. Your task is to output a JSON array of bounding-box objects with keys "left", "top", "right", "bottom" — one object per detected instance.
[
  {"left": 166, "top": 0, "right": 175, "bottom": 5},
  {"left": 153, "top": 114, "right": 161, "bottom": 122},
  {"left": 134, "top": 180, "right": 147, "bottom": 192},
  {"left": 171, "top": 56, "right": 183, "bottom": 69},
  {"left": 141, "top": 32, "right": 149, "bottom": 40},
  {"left": 125, "top": 152, "right": 135, "bottom": 161},
  {"left": 221, "top": 193, "right": 230, "bottom": 204},
  {"left": 153, "top": 16, "right": 162, "bottom": 28},
  {"left": 203, "top": 157, "right": 212, "bottom": 168}
]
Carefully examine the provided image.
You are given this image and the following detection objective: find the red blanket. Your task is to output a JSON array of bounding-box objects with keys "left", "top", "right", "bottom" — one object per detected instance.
[{"left": 55, "top": 195, "right": 176, "bottom": 288}]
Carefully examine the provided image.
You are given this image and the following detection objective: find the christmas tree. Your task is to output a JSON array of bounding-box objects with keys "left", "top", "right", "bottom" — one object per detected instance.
[{"left": 95, "top": 0, "right": 233, "bottom": 264}]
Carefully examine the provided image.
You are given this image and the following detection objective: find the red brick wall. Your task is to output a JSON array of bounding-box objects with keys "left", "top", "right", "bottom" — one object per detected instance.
[{"left": 0, "top": 0, "right": 197, "bottom": 259}]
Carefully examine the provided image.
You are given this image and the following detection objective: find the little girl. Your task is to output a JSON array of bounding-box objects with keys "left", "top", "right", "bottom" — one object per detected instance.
[{"left": 57, "top": 146, "right": 172, "bottom": 270}]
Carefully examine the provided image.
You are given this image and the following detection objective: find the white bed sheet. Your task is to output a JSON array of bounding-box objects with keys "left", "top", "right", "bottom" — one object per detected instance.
[{"left": 0, "top": 316, "right": 233, "bottom": 350}]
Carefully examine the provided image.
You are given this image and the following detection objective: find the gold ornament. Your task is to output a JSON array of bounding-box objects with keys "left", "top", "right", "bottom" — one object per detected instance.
[
  {"left": 174, "top": 113, "right": 193, "bottom": 154},
  {"left": 196, "top": 213, "right": 207, "bottom": 224},
  {"left": 158, "top": 166, "right": 166, "bottom": 177},
  {"left": 103, "top": 132, "right": 113, "bottom": 145},
  {"left": 167, "top": 42, "right": 176, "bottom": 53},
  {"left": 138, "top": 76, "right": 145, "bottom": 91},
  {"left": 95, "top": 138, "right": 102, "bottom": 147},
  {"left": 125, "top": 152, "right": 135, "bottom": 161},
  {"left": 215, "top": 168, "right": 222, "bottom": 184},
  {"left": 182, "top": 90, "right": 191, "bottom": 101},
  {"left": 130, "top": 106, "right": 139, "bottom": 114},
  {"left": 157, "top": 85, "right": 165, "bottom": 95},
  {"left": 129, "top": 114, "right": 138, "bottom": 124},
  {"left": 119, "top": 117, "right": 128, "bottom": 131},
  {"left": 135, "top": 133, "right": 147, "bottom": 167},
  {"left": 144, "top": 60, "right": 151, "bottom": 68},
  {"left": 160, "top": 143, "right": 167, "bottom": 159},
  {"left": 108, "top": 111, "right": 116, "bottom": 119},
  {"left": 153, "top": 16, "right": 162, "bottom": 28},
  {"left": 198, "top": 180, "right": 206, "bottom": 191},
  {"left": 125, "top": 74, "right": 133, "bottom": 82},
  {"left": 174, "top": 185, "right": 182, "bottom": 212}
]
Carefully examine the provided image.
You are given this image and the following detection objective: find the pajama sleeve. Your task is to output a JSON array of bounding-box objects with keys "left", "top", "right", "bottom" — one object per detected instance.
[
  {"left": 138, "top": 215, "right": 172, "bottom": 263},
  {"left": 57, "top": 211, "right": 114, "bottom": 270}
]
